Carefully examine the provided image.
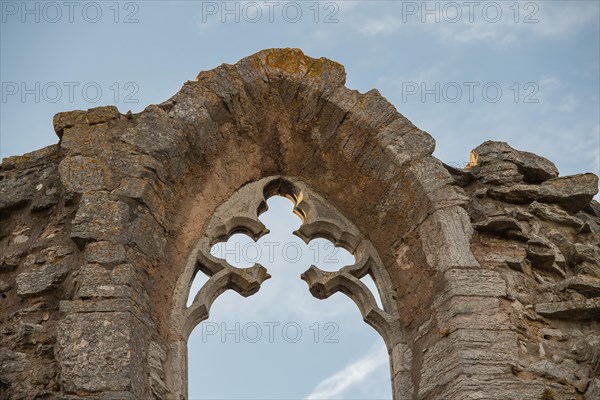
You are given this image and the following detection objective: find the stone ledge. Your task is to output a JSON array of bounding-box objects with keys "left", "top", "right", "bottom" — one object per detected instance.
[
  {"left": 53, "top": 106, "right": 121, "bottom": 138},
  {"left": 59, "top": 298, "right": 154, "bottom": 330},
  {"left": 535, "top": 298, "right": 600, "bottom": 320}
]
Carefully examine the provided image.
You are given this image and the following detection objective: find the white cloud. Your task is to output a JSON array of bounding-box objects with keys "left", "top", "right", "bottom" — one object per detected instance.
[
  {"left": 532, "top": 1, "right": 599, "bottom": 38},
  {"left": 305, "top": 344, "right": 389, "bottom": 400},
  {"left": 352, "top": 1, "right": 599, "bottom": 46},
  {"left": 359, "top": 16, "right": 403, "bottom": 36},
  {"left": 556, "top": 95, "right": 577, "bottom": 113}
]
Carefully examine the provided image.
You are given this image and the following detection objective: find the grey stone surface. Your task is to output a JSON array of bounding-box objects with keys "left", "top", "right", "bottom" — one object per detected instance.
[
  {"left": 526, "top": 238, "right": 565, "bottom": 276},
  {"left": 84, "top": 241, "right": 127, "bottom": 264},
  {"left": 487, "top": 173, "right": 599, "bottom": 213},
  {"left": 418, "top": 206, "right": 480, "bottom": 272},
  {"left": 535, "top": 298, "right": 600, "bottom": 320},
  {"left": 0, "top": 279, "right": 11, "bottom": 293},
  {"left": 0, "top": 174, "right": 35, "bottom": 211},
  {"left": 15, "top": 262, "right": 69, "bottom": 296},
  {"left": 57, "top": 311, "right": 144, "bottom": 394},
  {"left": 0, "top": 348, "right": 25, "bottom": 375},
  {"left": 471, "top": 140, "right": 559, "bottom": 183},
  {"left": 554, "top": 276, "right": 600, "bottom": 297},
  {"left": 148, "top": 342, "right": 168, "bottom": 399},
  {"left": 541, "top": 173, "right": 599, "bottom": 213},
  {"left": 59, "top": 155, "right": 112, "bottom": 193},
  {"left": 570, "top": 243, "right": 600, "bottom": 265},
  {"left": 419, "top": 329, "right": 518, "bottom": 398},
  {"left": 76, "top": 263, "right": 139, "bottom": 299},
  {"left": 53, "top": 105, "right": 120, "bottom": 137},
  {"left": 473, "top": 215, "right": 522, "bottom": 233},
  {"left": 71, "top": 191, "right": 129, "bottom": 245},
  {"left": 586, "top": 378, "right": 600, "bottom": 400},
  {"left": 436, "top": 268, "right": 507, "bottom": 302},
  {"left": 529, "top": 201, "right": 584, "bottom": 228}
]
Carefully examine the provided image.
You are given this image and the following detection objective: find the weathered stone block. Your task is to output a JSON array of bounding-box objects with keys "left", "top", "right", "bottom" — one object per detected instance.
[
  {"left": 391, "top": 343, "right": 412, "bottom": 374},
  {"left": 535, "top": 299, "right": 600, "bottom": 320},
  {"left": 487, "top": 174, "right": 598, "bottom": 213},
  {"left": 436, "top": 268, "right": 507, "bottom": 303},
  {"left": 61, "top": 124, "right": 110, "bottom": 156},
  {"left": 471, "top": 141, "right": 559, "bottom": 183},
  {"left": 586, "top": 378, "right": 600, "bottom": 400},
  {"left": 487, "top": 184, "right": 542, "bottom": 204},
  {"left": 53, "top": 110, "right": 90, "bottom": 136},
  {"left": 408, "top": 157, "right": 470, "bottom": 211},
  {"left": 71, "top": 192, "right": 129, "bottom": 246},
  {"left": 85, "top": 241, "right": 126, "bottom": 264},
  {"left": 540, "top": 173, "right": 599, "bottom": 213},
  {"left": 128, "top": 210, "right": 167, "bottom": 260},
  {"left": 15, "top": 262, "right": 69, "bottom": 296},
  {"left": 59, "top": 299, "right": 154, "bottom": 329},
  {"left": 0, "top": 279, "right": 11, "bottom": 293},
  {"left": 0, "top": 249, "right": 23, "bottom": 271},
  {"left": 570, "top": 243, "right": 599, "bottom": 265},
  {"left": 0, "top": 173, "right": 34, "bottom": 211},
  {"left": 433, "top": 377, "right": 548, "bottom": 400},
  {"left": 86, "top": 106, "right": 121, "bottom": 125},
  {"left": 113, "top": 177, "right": 166, "bottom": 226},
  {"left": 529, "top": 201, "right": 583, "bottom": 228},
  {"left": 473, "top": 215, "right": 523, "bottom": 234},
  {"left": 57, "top": 311, "right": 144, "bottom": 394},
  {"left": 53, "top": 106, "right": 120, "bottom": 137},
  {"left": 436, "top": 296, "right": 508, "bottom": 332},
  {"left": 0, "top": 348, "right": 25, "bottom": 375},
  {"left": 14, "top": 322, "right": 48, "bottom": 347},
  {"left": 148, "top": 341, "right": 168, "bottom": 399},
  {"left": 526, "top": 239, "right": 558, "bottom": 271},
  {"left": 59, "top": 156, "right": 112, "bottom": 193},
  {"left": 419, "top": 329, "right": 518, "bottom": 398},
  {"left": 31, "top": 185, "right": 60, "bottom": 211},
  {"left": 418, "top": 206, "right": 479, "bottom": 271},
  {"left": 554, "top": 276, "right": 600, "bottom": 298},
  {"left": 76, "top": 263, "right": 138, "bottom": 299}
]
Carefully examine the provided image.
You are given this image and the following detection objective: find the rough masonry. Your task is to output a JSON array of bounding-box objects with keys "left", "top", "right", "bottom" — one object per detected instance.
[{"left": 0, "top": 48, "right": 599, "bottom": 400}]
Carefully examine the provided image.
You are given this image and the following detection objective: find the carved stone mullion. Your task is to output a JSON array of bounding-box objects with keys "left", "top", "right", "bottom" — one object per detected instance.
[
  {"left": 301, "top": 264, "right": 401, "bottom": 349},
  {"left": 294, "top": 220, "right": 362, "bottom": 252},
  {"left": 184, "top": 242, "right": 270, "bottom": 337}
]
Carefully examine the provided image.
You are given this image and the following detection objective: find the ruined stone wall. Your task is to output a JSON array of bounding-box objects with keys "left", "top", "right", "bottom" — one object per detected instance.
[
  {"left": 0, "top": 49, "right": 598, "bottom": 400},
  {"left": 452, "top": 142, "right": 600, "bottom": 399}
]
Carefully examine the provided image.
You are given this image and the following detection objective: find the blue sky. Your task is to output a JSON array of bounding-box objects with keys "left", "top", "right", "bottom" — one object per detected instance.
[
  {"left": 1, "top": 1, "right": 599, "bottom": 399},
  {"left": 188, "top": 196, "right": 391, "bottom": 399}
]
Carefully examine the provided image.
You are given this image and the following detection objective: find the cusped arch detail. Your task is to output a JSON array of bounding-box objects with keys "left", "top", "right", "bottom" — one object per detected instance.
[{"left": 170, "top": 176, "right": 407, "bottom": 399}]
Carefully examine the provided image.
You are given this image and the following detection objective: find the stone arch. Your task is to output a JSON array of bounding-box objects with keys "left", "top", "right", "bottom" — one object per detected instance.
[
  {"left": 5, "top": 48, "right": 556, "bottom": 400},
  {"left": 129, "top": 48, "right": 480, "bottom": 399},
  {"left": 170, "top": 176, "right": 406, "bottom": 398},
  {"left": 2, "top": 48, "right": 599, "bottom": 400}
]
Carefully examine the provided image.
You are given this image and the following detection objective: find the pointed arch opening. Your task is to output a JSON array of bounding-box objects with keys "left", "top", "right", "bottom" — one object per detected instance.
[
  {"left": 187, "top": 195, "right": 390, "bottom": 399},
  {"left": 169, "top": 176, "right": 410, "bottom": 399}
]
